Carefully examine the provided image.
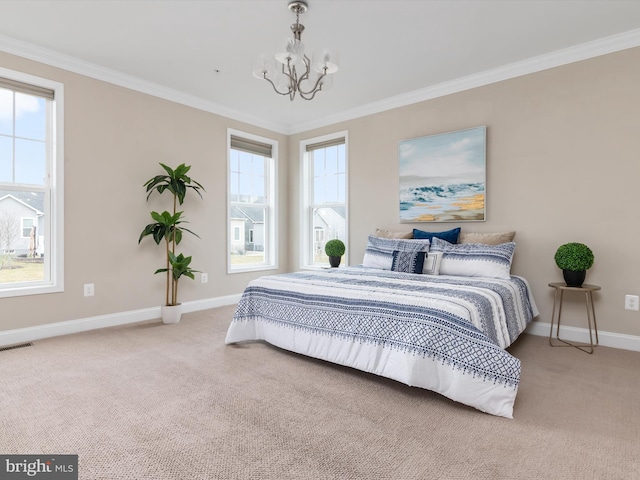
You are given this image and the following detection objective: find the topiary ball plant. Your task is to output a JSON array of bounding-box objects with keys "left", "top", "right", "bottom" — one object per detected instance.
[
  {"left": 554, "top": 242, "right": 594, "bottom": 287},
  {"left": 325, "top": 239, "right": 345, "bottom": 268}
]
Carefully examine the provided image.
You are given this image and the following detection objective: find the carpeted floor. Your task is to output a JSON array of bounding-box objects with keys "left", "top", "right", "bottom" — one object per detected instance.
[{"left": 1, "top": 305, "right": 639, "bottom": 479}]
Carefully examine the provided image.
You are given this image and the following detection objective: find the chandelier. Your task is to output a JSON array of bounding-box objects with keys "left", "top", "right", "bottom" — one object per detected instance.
[{"left": 252, "top": 1, "right": 339, "bottom": 101}]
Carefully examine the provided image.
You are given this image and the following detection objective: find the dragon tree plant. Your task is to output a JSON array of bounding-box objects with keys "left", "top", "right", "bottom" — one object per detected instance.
[{"left": 139, "top": 163, "right": 204, "bottom": 306}]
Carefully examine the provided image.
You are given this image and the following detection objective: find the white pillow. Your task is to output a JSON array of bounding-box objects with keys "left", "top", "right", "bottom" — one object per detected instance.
[
  {"left": 429, "top": 237, "right": 515, "bottom": 279},
  {"left": 362, "top": 235, "right": 430, "bottom": 270},
  {"left": 423, "top": 251, "right": 443, "bottom": 275}
]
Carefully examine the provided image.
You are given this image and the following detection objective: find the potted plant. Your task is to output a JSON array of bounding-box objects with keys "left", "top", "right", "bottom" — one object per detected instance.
[
  {"left": 325, "top": 239, "right": 345, "bottom": 268},
  {"left": 139, "top": 163, "right": 204, "bottom": 324},
  {"left": 554, "top": 242, "right": 594, "bottom": 287}
]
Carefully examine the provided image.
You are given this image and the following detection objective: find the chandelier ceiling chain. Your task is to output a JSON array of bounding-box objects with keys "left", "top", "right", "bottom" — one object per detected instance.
[{"left": 252, "top": 1, "right": 339, "bottom": 101}]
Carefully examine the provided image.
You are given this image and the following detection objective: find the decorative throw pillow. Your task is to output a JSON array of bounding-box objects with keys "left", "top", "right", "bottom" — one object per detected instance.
[
  {"left": 375, "top": 228, "right": 413, "bottom": 239},
  {"left": 429, "top": 237, "right": 516, "bottom": 279},
  {"left": 413, "top": 227, "right": 461, "bottom": 244},
  {"left": 362, "top": 235, "right": 430, "bottom": 270},
  {"left": 391, "top": 250, "right": 426, "bottom": 274},
  {"left": 459, "top": 231, "right": 516, "bottom": 245},
  {"left": 423, "top": 251, "right": 442, "bottom": 275}
]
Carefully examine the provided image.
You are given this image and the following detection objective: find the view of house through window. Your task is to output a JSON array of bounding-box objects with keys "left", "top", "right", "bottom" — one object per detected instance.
[
  {"left": 0, "top": 74, "right": 58, "bottom": 293},
  {"left": 228, "top": 131, "right": 276, "bottom": 272},
  {"left": 302, "top": 133, "right": 347, "bottom": 267}
]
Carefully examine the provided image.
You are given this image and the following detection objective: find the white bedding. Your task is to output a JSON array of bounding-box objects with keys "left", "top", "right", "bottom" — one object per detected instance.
[{"left": 225, "top": 267, "right": 538, "bottom": 418}]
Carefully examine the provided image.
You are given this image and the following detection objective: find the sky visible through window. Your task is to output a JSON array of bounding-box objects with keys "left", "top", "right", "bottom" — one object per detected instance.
[
  {"left": 313, "top": 145, "right": 346, "bottom": 205},
  {"left": 0, "top": 88, "right": 47, "bottom": 186},
  {"left": 229, "top": 150, "right": 265, "bottom": 203}
]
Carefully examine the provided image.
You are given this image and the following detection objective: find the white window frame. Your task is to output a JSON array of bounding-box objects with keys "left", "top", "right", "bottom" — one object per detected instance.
[
  {"left": 0, "top": 67, "right": 64, "bottom": 298},
  {"left": 300, "top": 131, "right": 348, "bottom": 269},
  {"left": 227, "top": 129, "right": 278, "bottom": 274},
  {"left": 21, "top": 217, "right": 36, "bottom": 238}
]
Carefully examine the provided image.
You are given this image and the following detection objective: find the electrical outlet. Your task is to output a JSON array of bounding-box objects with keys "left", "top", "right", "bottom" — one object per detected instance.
[
  {"left": 84, "top": 283, "right": 95, "bottom": 297},
  {"left": 624, "top": 294, "right": 639, "bottom": 311},
  {"left": 201, "top": 273, "right": 208, "bottom": 284}
]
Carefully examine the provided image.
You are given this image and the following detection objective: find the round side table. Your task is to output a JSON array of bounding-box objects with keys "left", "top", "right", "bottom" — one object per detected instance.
[{"left": 548, "top": 282, "right": 600, "bottom": 354}]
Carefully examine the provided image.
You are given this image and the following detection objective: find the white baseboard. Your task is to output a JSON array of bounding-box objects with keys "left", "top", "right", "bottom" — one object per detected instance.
[
  {"left": 4, "top": 300, "right": 639, "bottom": 353},
  {"left": 526, "top": 321, "right": 640, "bottom": 352},
  {"left": 0, "top": 293, "right": 243, "bottom": 348}
]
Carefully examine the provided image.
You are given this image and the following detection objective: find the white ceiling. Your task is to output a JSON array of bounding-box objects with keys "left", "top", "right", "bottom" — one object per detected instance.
[{"left": 1, "top": 1, "right": 640, "bottom": 134}]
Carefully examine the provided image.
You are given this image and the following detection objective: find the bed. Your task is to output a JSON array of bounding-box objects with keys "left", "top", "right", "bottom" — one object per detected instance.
[{"left": 225, "top": 235, "right": 538, "bottom": 418}]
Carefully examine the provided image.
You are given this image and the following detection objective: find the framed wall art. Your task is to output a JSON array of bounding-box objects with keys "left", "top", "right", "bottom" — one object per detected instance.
[{"left": 399, "top": 126, "right": 486, "bottom": 222}]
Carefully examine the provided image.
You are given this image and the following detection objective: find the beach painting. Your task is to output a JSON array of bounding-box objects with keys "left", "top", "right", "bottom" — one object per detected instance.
[{"left": 399, "top": 126, "right": 486, "bottom": 222}]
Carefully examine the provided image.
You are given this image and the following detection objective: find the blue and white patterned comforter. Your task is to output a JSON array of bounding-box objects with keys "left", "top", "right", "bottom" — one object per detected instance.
[{"left": 225, "top": 267, "right": 538, "bottom": 418}]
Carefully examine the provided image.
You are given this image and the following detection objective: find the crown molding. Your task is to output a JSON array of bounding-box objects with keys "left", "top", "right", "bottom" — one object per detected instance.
[
  {"left": 0, "top": 33, "right": 289, "bottom": 134},
  {"left": 288, "top": 28, "right": 640, "bottom": 135},
  {"left": 1, "top": 28, "right": 639, "bottom": 137}
]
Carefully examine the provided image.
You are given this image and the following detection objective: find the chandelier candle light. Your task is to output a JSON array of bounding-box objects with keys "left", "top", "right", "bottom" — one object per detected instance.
[{"left": 252, "top": 1, "right": 339, "bottom": 101}]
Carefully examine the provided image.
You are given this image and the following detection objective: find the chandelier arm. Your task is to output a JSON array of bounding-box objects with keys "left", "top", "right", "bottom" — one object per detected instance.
[
  {"left": 284, "top": 60, "right": 298, "bottom": 89},
  {"left": 296, "top": 55, "right": 312, "bottom": 83},
  {"left": 284, "top": 59, "right": 298, "bottom": 101},
  {"left": 299, "top": 86, "right": 322, "bottom": 101},
  {"left": 295, "top": 55, "right": 326, "bottom": 97},
  {"left": 298, "top": 70, "right": 327, "bottom": 96},
  {"left": 263, "top": 75, "right": 293, "bottom": 96}
]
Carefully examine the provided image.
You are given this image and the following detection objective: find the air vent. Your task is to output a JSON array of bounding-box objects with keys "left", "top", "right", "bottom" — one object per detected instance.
[{"left": 0, "top": 342, "right": 33, "bottom": 352}]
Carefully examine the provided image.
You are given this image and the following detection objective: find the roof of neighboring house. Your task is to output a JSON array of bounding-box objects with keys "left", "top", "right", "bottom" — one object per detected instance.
[
  {"left": 230, "top": 205, "right": 264, "bottom": 224},
  {"left": 314, "top": 206, "right": 346, "bottom": 220},
  {"left": 0, "top": 190, "right": 45, "bottom": 215}
]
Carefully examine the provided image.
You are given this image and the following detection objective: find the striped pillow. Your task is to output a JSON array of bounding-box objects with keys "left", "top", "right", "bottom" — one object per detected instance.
[
  {"left": 430, "top": 237, "right": 515, "bottom": 279},
  {"left": 391, "top": 250, "right": 426, "bottom": 274},
  {"left": 362, "top": 235, "right": 430, "bottom": 270}
]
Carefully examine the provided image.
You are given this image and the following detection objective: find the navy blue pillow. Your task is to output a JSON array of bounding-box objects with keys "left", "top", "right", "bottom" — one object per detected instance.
[
  {"left": 412, "top": 227, "right": 461, "bottom": 244},
  {"left": 391, "top": 250, "right": 426, "bottom": 274}
]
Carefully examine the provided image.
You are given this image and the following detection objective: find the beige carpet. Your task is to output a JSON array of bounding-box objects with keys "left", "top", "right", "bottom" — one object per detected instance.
[{"left": 1, "top": 305, "right": 639, "bottom": 479}]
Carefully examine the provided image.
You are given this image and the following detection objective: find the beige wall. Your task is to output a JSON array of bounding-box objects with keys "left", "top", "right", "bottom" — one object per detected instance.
[
  {"left": 289, "top": 47, "right": 640, "bottom": 338},
  {"left": 3, "top": 46, "right": 640, "bottom": 340},
  {"left": 0, "top": 51, "right": 289, "bottom": 331}
]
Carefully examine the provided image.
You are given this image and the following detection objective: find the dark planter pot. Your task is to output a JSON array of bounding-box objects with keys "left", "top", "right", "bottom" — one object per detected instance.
[
  {"left": 329, "top": 256, "right": 341, "bottom": 268},
  {"left": 563, "top": 269, "right": 586, "bottom": 287}
]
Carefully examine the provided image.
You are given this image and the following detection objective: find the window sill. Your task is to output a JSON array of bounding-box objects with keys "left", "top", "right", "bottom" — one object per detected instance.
[
  {"left": 0, "top": 283, "right": 63, "bottom": 299},
  {"left": 227, "top": 264, "right": 278, "bottom": 275}
]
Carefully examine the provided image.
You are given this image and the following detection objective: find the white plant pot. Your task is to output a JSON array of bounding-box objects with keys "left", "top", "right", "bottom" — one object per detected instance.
[{"left": 161, "top": 304, "right": 182, "bottom": 324}]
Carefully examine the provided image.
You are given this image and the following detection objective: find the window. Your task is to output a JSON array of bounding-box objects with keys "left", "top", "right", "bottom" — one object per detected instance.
[
  {"left": 0, "top": 69, "right": 63, "bottom": 297},
  {"left": 301, "top": 132, "right": 348, "bottom": 268},
  {"left": 227, "top": 130, "right": 277, "bottom": 272},
  {"left": 21, "top": 217, "right": 35, "bottom": 238}
]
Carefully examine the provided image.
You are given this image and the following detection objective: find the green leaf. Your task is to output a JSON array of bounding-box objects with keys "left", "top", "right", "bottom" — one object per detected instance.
[
  {"left": 167, "top": 252, "right": 199, "bottom": 281},
  {"left": 177, "top": 225, "right": 196, "bottom": 236},
  {"left": 159, "top": 163, "right": 174, "bottom": 176},
  {"left": 150, "top": 211, "right": 164, "bottom": 222}
]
